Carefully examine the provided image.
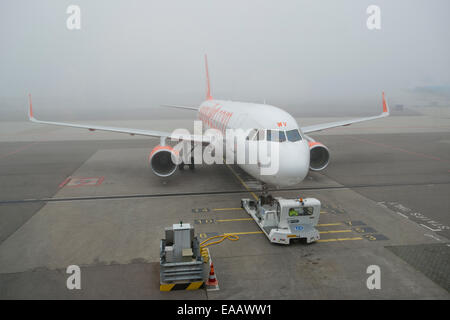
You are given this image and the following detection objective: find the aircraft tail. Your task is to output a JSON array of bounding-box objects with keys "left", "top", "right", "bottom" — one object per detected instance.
[{"left": 205, "top": 54, "right": 212, "bottom": 100}]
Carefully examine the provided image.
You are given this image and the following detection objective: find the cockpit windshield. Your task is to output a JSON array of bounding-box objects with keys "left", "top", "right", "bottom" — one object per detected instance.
[
  {"left": 267, "top": 130, "right": 286, "bottom": 142},
  {"left": 286, "top": 129, "right": 302, "bottom": 142},
  {"left": 248, "top": 129, "right": 302, "bottom": 142},
  {"left": 246, "top": 129, "right": 258, "bottom": 140}
]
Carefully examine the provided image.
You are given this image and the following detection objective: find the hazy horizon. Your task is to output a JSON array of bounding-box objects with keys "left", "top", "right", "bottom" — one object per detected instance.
[{"left": 1, "top": 0, "right": 449, "bottom": 121}]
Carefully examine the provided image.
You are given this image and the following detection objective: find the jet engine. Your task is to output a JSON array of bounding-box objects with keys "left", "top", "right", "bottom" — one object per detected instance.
[
  {"left": 149, "top": 145, "right": 179, "bottom": 177},
  {"left": 308, "top": 142, "right": 330, "bottom": 171}
]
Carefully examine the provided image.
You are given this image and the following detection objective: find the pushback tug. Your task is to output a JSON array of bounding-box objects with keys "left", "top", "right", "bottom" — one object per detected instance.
[{"left": 241, "top": 195, "right": 321, "bottom": 245}]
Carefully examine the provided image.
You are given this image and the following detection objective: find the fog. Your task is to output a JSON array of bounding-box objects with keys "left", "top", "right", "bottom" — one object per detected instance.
[{"left": 1, "top": 0, "right": 449, "bottom": 121}]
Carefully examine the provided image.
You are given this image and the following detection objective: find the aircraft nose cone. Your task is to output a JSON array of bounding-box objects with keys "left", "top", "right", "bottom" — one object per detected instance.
[{"left": 263, "top": 141, "right": 309, "bottom": 187}]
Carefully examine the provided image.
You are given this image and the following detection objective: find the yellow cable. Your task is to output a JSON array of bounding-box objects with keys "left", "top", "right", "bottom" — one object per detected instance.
[{"left": 199, "top": 233, "right": 240, "bottom": 249}]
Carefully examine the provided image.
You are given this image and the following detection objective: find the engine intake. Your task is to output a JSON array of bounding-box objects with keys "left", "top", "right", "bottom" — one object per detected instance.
[
  {"left": 149, "top": 145, "right": 179, "bottom": 177},
  {"left": 309, "top": 142, "right": 330, "bottom": 171}
]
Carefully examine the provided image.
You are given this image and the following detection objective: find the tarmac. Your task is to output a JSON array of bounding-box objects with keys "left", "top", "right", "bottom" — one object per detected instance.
[{"left": 0, "top": 108, "right": 449, "bottom": 299}]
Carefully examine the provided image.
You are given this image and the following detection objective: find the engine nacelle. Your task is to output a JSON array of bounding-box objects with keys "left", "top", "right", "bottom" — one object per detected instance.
[
  {"left": 149, "top": 145, "right": 179, "bottom": 177},
  {"left": 308, "top": 142, "right": 330, "bottom": 171}
]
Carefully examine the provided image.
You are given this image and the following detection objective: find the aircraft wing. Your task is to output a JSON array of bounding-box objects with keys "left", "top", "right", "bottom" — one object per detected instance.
[
  {"left": 161, "top": 104, "right": 199, "bottom": 111},
  {"left": 27, "top": 95, "right": 208, "bottom": 144},
  {"left": 301, "top": 92, "right": 389, "bottom": 134}
]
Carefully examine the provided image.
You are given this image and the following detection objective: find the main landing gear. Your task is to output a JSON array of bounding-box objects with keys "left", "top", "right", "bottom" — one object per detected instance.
[{"left": 179, "top": 156, "right": 195, "bottom": 171}]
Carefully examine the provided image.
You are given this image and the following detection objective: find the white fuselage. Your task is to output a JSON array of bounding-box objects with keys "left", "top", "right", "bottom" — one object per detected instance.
[{"left": 197, "top": 99, "right": 310, "bottom": 187}]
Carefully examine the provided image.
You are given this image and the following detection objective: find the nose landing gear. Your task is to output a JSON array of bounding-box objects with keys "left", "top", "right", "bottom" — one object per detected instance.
[{"left": 259, "top": 184, "right": 273, "bottom": 206}]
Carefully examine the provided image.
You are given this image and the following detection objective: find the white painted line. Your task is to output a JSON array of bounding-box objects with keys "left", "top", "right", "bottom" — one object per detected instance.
[
  {"left": 206, "top": 287, "right": 220, "bottom": 292},
  {"left": 377, "top": 202, "right": 387, "bottom": 208},
  {"left": 424, "top": 234, "right": 442, "bottom": 242},
  {"left": 395, "top": 211, "right": 409, "bottom": 219},
  {"left": 420, "top": 224, "right": 441, "bottom": 232}
]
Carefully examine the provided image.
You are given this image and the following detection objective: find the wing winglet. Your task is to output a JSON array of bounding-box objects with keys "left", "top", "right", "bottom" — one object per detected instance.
[
  {"left": 28, "top": 93, "right": 36, "bottom": 121},
  {"left": 382, "top": 91, "right": 389, "bottom": 115}
]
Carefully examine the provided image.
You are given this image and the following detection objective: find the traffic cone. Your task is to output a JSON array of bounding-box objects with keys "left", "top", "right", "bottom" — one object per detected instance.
[{"left": 206, "top": 261, "right": 219, "bottom": 288}]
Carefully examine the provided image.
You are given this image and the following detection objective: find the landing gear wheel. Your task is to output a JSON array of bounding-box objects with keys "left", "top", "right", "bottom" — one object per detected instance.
[
  {"left": 261, "top": 184, "right": 269, "bottom": 196},
  {"left": 259, "top": 184, "right": 273, "bottom": 206}
]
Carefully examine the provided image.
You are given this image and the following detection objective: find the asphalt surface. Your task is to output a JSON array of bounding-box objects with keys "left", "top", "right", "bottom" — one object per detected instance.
[{"left": 0, "top": 116, "right": 449, "bottom": 299}]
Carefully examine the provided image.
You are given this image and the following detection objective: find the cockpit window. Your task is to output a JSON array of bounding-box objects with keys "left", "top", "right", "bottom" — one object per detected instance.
[
  {"left": 267, "top": 130, "right": 286, "bottom": 142},
  {"left": 256, "top": 129, "right": 266, "bottom": 141},
  {"left": 246, "top": 129, "right": 258, "bottom": 141},
  {"left": 286, "top": 129, "right": 302, "bottom": 142}
]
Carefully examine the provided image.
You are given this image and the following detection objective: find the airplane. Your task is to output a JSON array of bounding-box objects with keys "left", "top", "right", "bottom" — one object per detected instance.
[{"left": 28, "top": 55, "right": 389, "bottom": 188}]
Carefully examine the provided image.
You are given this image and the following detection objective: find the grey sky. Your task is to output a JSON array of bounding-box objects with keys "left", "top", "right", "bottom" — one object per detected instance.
[{"left": 1, "top": 0, "right": 449, "bottom": 120}]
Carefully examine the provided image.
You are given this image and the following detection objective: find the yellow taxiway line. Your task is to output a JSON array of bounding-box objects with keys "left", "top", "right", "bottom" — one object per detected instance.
[
  {"left": 225, "top": 164, "right": 259, "bottom": 200},
  {"left": 319, "top": 230, "right": 352, "bottom": 234},
  {"left": 216, "top": 220, "right": 347, "bottom": 229},
  {"left": 223, "top": 229, "right": 352, "bottom": 234},
  {"left": 216, "top": 218, "right": 253, "bottom": 222},
  {"left": 224, "top": 231, "right": 264, "bottom": 236},
  {"left": 317, "top": 237, "right": 363, "bottom": 243},
  {"left": 214, "top": 207, "right": 329, "bottom": 214},
  {"left": 222, "top": 231, "right": 362, "bottom": 243},
  {"left": 317, "top": 223, "right": 343, "bottom": 227}
]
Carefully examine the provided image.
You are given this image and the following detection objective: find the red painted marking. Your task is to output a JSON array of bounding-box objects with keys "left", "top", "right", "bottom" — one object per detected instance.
[
  {"left": 96, "top": 176, "right": 105, "bottom": 186},
  {"left": 58, "top": 176, "right": 72, "bottom": 188},
  {"left": 0, "top": 142, "right": 37, "bottom": 160},
  {"left": 65, "top": 176, "right": 105, "bottom": 188},
  {"left": 348, "top": 136, "right": 449, "bottom": 163}
]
